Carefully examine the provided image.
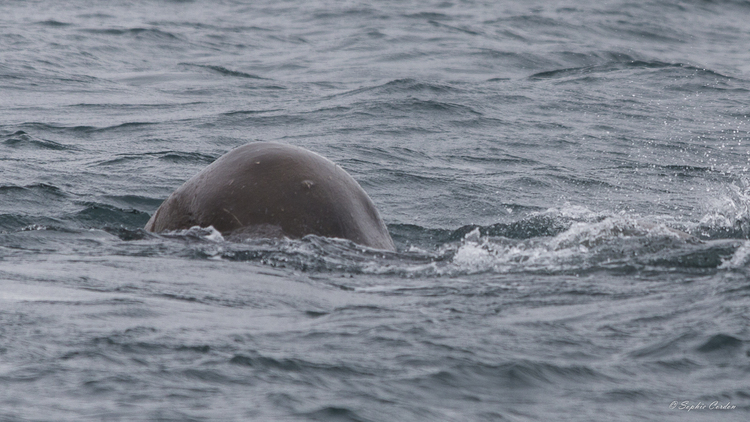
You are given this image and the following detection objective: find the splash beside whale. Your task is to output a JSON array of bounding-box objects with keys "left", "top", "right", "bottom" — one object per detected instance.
[{"left": 145, "top": 142, "right": 395, "bottom": 251}]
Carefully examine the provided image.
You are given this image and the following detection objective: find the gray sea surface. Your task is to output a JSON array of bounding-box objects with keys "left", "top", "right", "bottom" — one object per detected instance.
[{"left": 2, "top": 0, "right": 750, "bottom": 421}]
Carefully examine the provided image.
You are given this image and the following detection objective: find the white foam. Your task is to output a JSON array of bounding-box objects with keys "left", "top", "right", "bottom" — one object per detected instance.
[
  {"left": 699, "top": 180, "right": 750, "bottom": 234},
  {"left": 448, "top": 214, "right": 692, "bottom": 274},
  {"left": 719, "top": 240, "right": 750, "bottom": 269},
  {"left": 173, "top": 225, "right": 226, "bottom": 242}
]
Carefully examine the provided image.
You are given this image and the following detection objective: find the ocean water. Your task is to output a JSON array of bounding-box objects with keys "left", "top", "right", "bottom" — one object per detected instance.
[{"left": 2, "top": 0, "right": 750, "bottom": 420}]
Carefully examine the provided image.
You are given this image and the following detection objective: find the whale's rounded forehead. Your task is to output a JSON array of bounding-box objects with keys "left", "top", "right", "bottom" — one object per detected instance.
[
  {"left": 232, "top": 142, "right": 331, "bottom": 163},
  {"left": 146, "top": 142, "right": 395, "bottom": 251},
  {"left": 200, "top": 142, "right": 350, "bottom": 194},
  {"left": 211, "top": 142, "right": 339, "bottom": 176}
]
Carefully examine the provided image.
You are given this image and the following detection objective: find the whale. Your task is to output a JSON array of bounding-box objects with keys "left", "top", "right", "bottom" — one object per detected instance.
[{"left": 145, "top": 142, "right": 395, "bottom": 251}]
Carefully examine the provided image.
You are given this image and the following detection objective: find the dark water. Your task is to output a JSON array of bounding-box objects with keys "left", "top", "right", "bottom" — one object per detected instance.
[{"left": 2, "top": 1, "right": 750, "bottom": 420}]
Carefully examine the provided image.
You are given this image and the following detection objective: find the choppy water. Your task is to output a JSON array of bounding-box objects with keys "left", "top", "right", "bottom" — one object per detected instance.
[{"left": 2, "top": 1, "right": 750, "bottom": 421}]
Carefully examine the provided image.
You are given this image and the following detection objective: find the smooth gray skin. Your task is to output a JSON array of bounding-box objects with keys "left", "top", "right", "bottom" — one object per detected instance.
[{"left": 145, "top": 142, "right": 395, "bottom": 251}]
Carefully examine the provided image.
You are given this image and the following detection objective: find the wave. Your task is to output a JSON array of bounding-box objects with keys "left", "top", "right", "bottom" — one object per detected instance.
[
  {"left": 0, "top": 183, "right": 70, "bottom": 231},
  {"left": 404, "top": 12, "right": 452, "bottom": 21},
  {"left": 330, "top": 79, "right": 462, "bottom": 99},
  {"left": 67, "top": 102, "right": 205, "bottom": 110},
  {"left": 356, "top": 98, "right": 481, "bottom": 117},
  {"left": 179, "top": 63, "right": 267, "bottom": 80},
  {"left": 98, "top": 207, "right": 740, "bottom": 276},
  {"left": 428, "top": 20, "right": 483, "bottom": 36},
  {"left": 446, "top": 219, "right": 735, "bottom": 275},
  {"left": 14, "top": 122, "right": 157, "bottom": 135},
  {"left": 1, "top": 131, "right": 74, "bottom": 151},
  {"left": 72, "top": 202, "right": 152, "bottom": 228},
  {"left": 35, "top": 20, "right": 71, "bottom": 27},
  {"left": 88, "top": 122, "right": 159, "bottom": 133},
  {"left": 8, "top": 189, "right": 750, "bottom": 275},
  {"left": 81, "top": 27, "right": 181, "bottom": 41},
  {"left": 697, "top": 180, "right": 750, "bottom": 239},
  {"left": 400, "top": 359, "right": 610, "bottom": 392},
  {"left": 221, "top": 109, "right": 283, "bottom": 117},
  {"left": 530, "top": 60, "right": 735, "bottom": 81},
  {"left": 93, "top": 151, "right": 217, "bottom": 167},
  {"left": 310, "top": 7, "right": 381, "bottom": 21},
  {"left": 0, "top": 214, "right": 38, "bottom": 232},
  {"left": 0, "top": 183, "right": 65, "bottom": 197},
  {"left": 13, "top": 123, "right": 98, "bottom": 134},
  {"left": 1, "top": 209, "right": 152, "bottom": 235}
]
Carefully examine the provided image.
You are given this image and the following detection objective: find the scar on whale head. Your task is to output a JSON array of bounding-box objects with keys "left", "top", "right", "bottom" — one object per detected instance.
[{"left": 145, "top": 142, "right": 396, "bottom": 251}]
